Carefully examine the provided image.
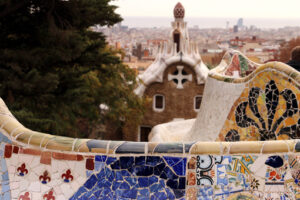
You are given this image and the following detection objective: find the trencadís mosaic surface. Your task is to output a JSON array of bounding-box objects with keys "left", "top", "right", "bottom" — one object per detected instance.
[
  {"left": 0, "top": 62, "right": 299, "bottom": 199},
  {"left": 218, "top": 68, "right": 300, "bottom": 141},
  {"left": 1, "top": 137, "right": 300, "bottom": 199}
]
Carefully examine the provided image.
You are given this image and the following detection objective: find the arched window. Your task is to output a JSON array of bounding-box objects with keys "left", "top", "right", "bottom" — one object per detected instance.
[{"left": 153, "top": 94, "right": 165, "bottom": 112}]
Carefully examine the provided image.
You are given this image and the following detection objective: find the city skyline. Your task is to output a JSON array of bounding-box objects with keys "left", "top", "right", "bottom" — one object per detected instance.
[{"left": 113, "top": 0, "right": 300, "bottom": 19}]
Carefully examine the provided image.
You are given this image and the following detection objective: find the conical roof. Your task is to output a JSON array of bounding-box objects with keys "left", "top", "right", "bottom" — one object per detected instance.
[{"left": 173, "top": 2, "right": 185, "bottom": 19}]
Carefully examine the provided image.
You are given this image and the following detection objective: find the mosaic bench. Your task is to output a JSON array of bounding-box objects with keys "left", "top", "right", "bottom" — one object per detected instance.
[{"left": 0, "top": 62, "right": 299, "bottom": 200}]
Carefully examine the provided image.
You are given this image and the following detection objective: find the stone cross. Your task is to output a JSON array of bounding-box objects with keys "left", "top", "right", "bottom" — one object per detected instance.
[{"left": 168, "top": 66, "right": 192, "bottom": 89}]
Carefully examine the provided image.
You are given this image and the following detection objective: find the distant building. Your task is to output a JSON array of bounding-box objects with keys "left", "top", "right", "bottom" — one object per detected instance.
[
  {"left": 237, "top": 18, "right": 243, "bottom": 28},
  {"left": 233, "top": 25, "right": 239, "bottom": 33},
  {"left": 124, "top": 2, "right": 209, "bottom": 141}
]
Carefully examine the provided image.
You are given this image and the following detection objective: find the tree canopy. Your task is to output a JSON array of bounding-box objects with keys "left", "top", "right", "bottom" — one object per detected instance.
[{"left": 0, "top": 0, "right": 144, "bottom": 139}]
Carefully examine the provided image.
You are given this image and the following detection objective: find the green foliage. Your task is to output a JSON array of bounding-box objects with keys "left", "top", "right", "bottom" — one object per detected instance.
[{"left": 0, "top": 0, "right": 145, "bottom": 138}]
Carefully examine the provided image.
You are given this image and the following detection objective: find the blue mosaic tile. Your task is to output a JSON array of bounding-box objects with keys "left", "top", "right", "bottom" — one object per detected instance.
[
  {"left": 71, "top": 156, "right": 186, "bottom": 200},
  {"left": 150, "top": 183, "right": 162, "bottom": 193},
  {"left": 120, "top": 157, "right": 134, "bottom": 169},
  {"left": 167, "top": 179, "right": 178, "bottom": 189},
  {"left": 112, "top": 181, "right": 121, "bottom": 190},
  {"left": 95, "top": 162, "right": 105, "bottom": 171},
  {"left": 110, "top": 160, "right": 120, "bottom": 169},
  {"left": 154, "top": 163, "right": 166, "bottom": 176},
  {"left": 155, "top": 191, "right": 167, "bottom": 199},
  {"left": 115, "top": 171, "right": 123, "bottom": 181},
  {"left": 178, "top": 177, "right": 185, "bottom": 189},
  {"left": 163, "top": 156, "right": 182, "bottom": 166},
  {"left": 138, "top": 177, "right": 149, "bottom": 187},
  {"left": 146, "top": 156, "right": 162, "bottom": 166},
  {"left": 159, "top": 179, "right": 165, "bottom": 187},
  {"left": 139, "top": 188, "right": 149, "bottom": 196},
  {"left": 135, "top": 156, "right": 146, "bottom": 166},
  {"left": 137, "top": 196, "right": 149, "bottom": 200},
  {"left": 106, "top": 157, "right": 117, "bottom": 165},
  {"left": 133, "top": 166, "right": 154, "bottom": 176},
  {"left": 163, "top": 166, "right": 178, "bottom": 179},
  {"left": 84, "top": 174, "right": 98, "bottom": 189},
  {"left": 173, "top": 189, "right": 185, "bottom": 199},
  {"left": 265, "top": 155, "right": 284, "bottom": 168},
  {"left": 125, "top": 177, "right": 137, "bottom": 186},
  {"left": 120, "top": 182, "right": 130, "bottom": 189},
  {"left": 118, "top": 188, "right": 138, "bottom": 199},
  {"left": 149, "top": 176, "right": 158, "bottom": 185},
  {"left": 165, "top": 188, "right": 176, "bottom": 199},
  {"left": 121, "top": 169, "right": 131, "bottom": 176},
  {"left": 172, "top": 158, "right": 186, "bottom": 176},
  {"left": 95, "top": 155, "right": 107, "bottom": 162}
]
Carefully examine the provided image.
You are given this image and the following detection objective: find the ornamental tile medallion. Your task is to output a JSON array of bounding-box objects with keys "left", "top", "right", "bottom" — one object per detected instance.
[{"left": 219, "top": 71, "right": 300, "bottom": 141}]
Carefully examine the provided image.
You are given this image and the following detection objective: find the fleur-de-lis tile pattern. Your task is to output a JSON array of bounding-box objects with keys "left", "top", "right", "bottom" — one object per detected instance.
[
  {"left": 219, "top": 71, "right": 300, "bottom": 141},
  {"left": 61, "top": 169, "right": 73, "bottom": 183},
  {"left": 39, "top": 170, "right": 51, "bottom": 184},
  {"left": 17, "top": 163, "right": 28, "bottom": 176}
]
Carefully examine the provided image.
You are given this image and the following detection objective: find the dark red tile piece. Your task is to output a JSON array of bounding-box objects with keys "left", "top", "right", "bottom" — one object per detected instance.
[
  {"left": 76, "top": 155, "right": 84, "bottom": 161},
  {"left": 13, "top": 146, "right": 19, "bottom": 154},
  {"left": 4, "top": 144, "right": 12, "bottom": 158},
  {"left": 86, "top": 158, "right": 94, "bottom": 170}
]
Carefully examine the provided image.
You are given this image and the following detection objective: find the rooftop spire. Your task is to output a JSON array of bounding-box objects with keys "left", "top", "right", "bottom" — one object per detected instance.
[{"left": 173, "top": 2, "right": 185, "bottom": 19}]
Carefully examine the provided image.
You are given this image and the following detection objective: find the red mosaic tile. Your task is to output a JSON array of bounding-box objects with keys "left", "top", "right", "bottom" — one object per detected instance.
[
  {"left": 86, "top": 158, "right": 94, "bottom": 170},
  {"left": 13, "top": 146, "right": 19, "bottom": 154},
  {"left": 22, "top": 148, "right": 41, "bottom": 156},
  {"left": 4, "top": 144, "right": 12, "bottom": 158},
  {"left": 188, "top": 157, "right": 196, "bottom": 169},
  {"left": 40, "top": 151, "right": 52, "bottom": 165},
  {"left": 63, "top": 154, "right": 78, "bottom": 161},
  {"left": 188, "top": 171, "right": 196, "bottom": 185},
  {"left": 76, "top": 155, "right": 84, "bottom": 161},
  {"left": 52, "top": 152, "right": 64, "bottom": 160},
  {"left": 52, "top": 152, "right": 78, "bottom": 161}
]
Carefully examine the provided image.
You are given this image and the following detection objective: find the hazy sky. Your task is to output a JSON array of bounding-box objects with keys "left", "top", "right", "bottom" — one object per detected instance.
[{"left": 112, "top": 0, "right": 300, "bottom": 18}]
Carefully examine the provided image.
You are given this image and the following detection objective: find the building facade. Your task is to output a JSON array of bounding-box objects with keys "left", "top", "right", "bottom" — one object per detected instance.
[{"left": 131, "top": 3, "right": 209, "bottom": 141}]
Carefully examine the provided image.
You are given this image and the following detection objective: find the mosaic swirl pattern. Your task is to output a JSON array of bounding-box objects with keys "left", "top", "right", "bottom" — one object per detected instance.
[{"left": 219, "top": 70, "right": 300, "bottom": 141}]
